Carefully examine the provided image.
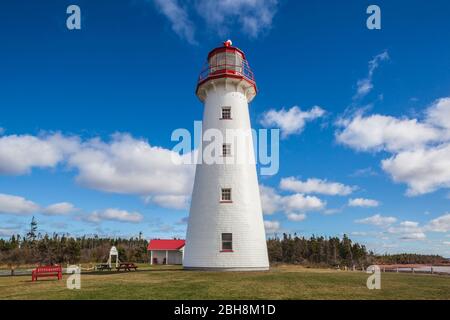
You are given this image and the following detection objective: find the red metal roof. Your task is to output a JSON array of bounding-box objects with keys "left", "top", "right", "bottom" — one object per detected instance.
[
  {"left": 147, "top": 239, "right": 185, "bottom": 251},
  {"left": 196, "top": 42, "right": 257, "bottom": 99},
  {"left": 207, "top": 45, "right": 246, "bottom": 61}
]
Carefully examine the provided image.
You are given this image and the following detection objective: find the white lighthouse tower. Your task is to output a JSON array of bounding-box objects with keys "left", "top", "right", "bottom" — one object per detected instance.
[{"left": 184, "top": 40, "right": 269, "bottom": 271}]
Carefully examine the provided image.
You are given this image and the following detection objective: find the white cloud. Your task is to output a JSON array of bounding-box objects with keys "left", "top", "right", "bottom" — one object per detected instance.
[
  {"left": 43, "top": 202, "right": 77, "bottom": 216},
  {"left": 336, "top": 114, "right": 440, "bottom": 153},
  {"left": 283, "top": 193, "right": 326, "bottom": 212},
  {"left": 354, "top": 51, "right": 389, "bottom": 100},
  {"left": 354, "top": 214, "right": 450, "bottom": 243},
  {"left": 259, "top": 185, "right": 282, "bottom": 215},
  {"left": 264, "top": 220, "right": 281, "bottom": 233},
  {"left": 425, "top": 97, "right": 450, "bottom": 131},
  {"left": 260, "top": 106, "right": 325, "bottom": 138},
  {"left": 68, "top": 133, "right": 195, "bottom": 204},
  {"left": 260, "top": 185, "right": 325, "bottom": 217},
  {"left": 144, "top": 195, "right": 190, "bottom": 210},
  {"left": 355, "top": 214, "right": 397, "bottom": 227},
  {"left": 382, "top": 144, "right": 450, "bottom": 196},
  {"left": 86, "top": 208, "right": 143, "bottom": 224},
  {"left": 195, "top": 0, "right": 278, "bottom": 38},
  {"left": 348, "top": 198, "right": 379, "bottom": 208},
  {"left": 280, "top": 177, "right": 355, "bottom": 196},
  {"left": 152, "top": 0, "right": 279, "bottom": 43},
  {"left": 351, "top": 231, "right": 368, "bottom": 236},
  {"left": 336, "top": 97, "right": 450, "bottom": 196},
  {"left": 0, "top": 132, "right": 195, "bottom": 210},
  {"left": 426, "top": 213, "right": 450, "bottom": 232},
  {"left": 0, "top": 193, "right": 39, "bottom": 215},
  {"left": 153, "top": 0, "right": 197, "bottom": 44},
  {"left": 287, "top": 213, "right": 306, "bottom": 222},
  {"left": 0, "top": 133, "right": 79, "bottom": 175},
  {"left": 388, "top": 221, "right": 426, "bottom": 240}
]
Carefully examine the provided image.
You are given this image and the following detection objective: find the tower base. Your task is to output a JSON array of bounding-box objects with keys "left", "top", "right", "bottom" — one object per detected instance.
[{"left": 183, "top": 266, "right": 270, "bottom": 272}]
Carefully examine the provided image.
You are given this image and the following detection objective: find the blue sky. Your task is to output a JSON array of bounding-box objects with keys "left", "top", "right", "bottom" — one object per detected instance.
[{"left": 1, "top": 0, "right": 450, "bottom": 256}]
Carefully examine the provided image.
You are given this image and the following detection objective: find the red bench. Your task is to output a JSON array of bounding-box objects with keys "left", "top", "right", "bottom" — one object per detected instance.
[{"left": 31, "top": 265, "right": 62, "bottom": 281}]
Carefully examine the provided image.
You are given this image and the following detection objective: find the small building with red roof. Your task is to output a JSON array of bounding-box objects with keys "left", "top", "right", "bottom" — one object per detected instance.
[{"left": 147, "top": 239, "right": 185, "bottom": 265}]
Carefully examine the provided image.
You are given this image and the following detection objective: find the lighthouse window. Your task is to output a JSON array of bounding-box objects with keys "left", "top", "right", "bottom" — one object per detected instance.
[
  {"left": 222, "top": 144, "right": 231, "bottom": 157},
  {"left": 221, "top": 233, "right": 233, "bottom": 251},
  {"left": 221, "top": 107, "right": 231, "bottom": 119},
  {"left": 221, "top": 188, "right": 232, "bottom": 202}
]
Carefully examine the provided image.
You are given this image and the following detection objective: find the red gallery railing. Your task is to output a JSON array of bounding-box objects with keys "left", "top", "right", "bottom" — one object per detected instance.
[{"left": 197, "top": 60, "right": 256, "bottom": 85}]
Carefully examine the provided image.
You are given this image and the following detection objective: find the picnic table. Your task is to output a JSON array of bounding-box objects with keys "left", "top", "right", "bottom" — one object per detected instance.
[
  {"left": 96, "top": 263, "right": 112, "bottom": 271},
  {"left": 116, "top": 262, "right": 138, "bottom": 271}
]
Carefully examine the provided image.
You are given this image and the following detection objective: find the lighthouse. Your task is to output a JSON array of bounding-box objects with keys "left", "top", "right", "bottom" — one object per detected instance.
[{"left": 183, "top": 40, "right": 269, "bottom": 271}]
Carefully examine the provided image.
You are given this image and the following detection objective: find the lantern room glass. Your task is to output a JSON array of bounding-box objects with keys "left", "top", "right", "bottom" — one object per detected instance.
[{"left": 209, "top": 51, "right": 243, "bottom": 74}]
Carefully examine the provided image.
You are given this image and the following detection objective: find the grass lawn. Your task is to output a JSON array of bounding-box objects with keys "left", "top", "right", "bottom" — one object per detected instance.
[{"left": 0, "top": 264, "right": 449, "bottom": 300}]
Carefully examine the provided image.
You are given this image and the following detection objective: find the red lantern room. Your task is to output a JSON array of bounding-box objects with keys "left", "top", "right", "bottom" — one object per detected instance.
[{"left": 196, "top": 40, "right": 257, "bottom": 102}]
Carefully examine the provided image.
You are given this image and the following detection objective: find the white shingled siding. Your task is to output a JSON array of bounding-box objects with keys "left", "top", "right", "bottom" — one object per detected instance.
[{"left": 184, "top": 80, "right": 269, "bottom": 270}]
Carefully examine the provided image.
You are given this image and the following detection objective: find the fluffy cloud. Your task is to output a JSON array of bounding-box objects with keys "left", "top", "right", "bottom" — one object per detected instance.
[
  {"left": 0, "top": 131, "right": 194, "bottom": 210},
  {"left": 425, "top": 97, "right": 450, "bottom": 131},
  {"left": 355, "top": 214, "right": 397, "bottom": 227},
  {"left": 153, "top": 0, "right": 197, "bottom": 45},
  {"left": 86, "top": 208, "right": 144, "bottom": 224},
  {"left": 382, "top": 144, "right": 450, "bottom": 196},
  {"left": 388, "top": 221, "right": 426, "bottom": 240},
  {"left": 260, "top": 185, "right": 325, "bottom": 218},
  {"left": 348, "top": 198, "right": 379, "bottom": 208},
  {"left": 144, "top": 195, "right": 190, "bottom": 210},
  {"left": 68, "top": 133, "right": 194, "bottom": 201},
  {"left": 259, "top": 185, "right": 282, "bottom": 215},
  {"left": 43, "top": 202, "right": 77, "bottom": 216},
  {"left": 280, "top": 177, "right": 355, "bottom": 196},
  {"left": 426, "top": 213, "right": 450, "bottom": 232},
  {"left": 152, "top": 0, "right": 279, "bottom": 43},
  {"left": 354, "top": 213, "right": 450, "bottom": 243},
  {"left": 0, "top": 193, "right": 39, "bottom": 215},
  {"left": 336, "top": 97, "right": 450, "bottom": 196},
  {"left": 287, "top": 213, "right": 307, "bottom": 222},
  {"left": 260, "top": 106, "right": 325, "bottom": 138},
  {"left": 264, "top": 220, "right": 281, "bottom": 233},
  {"left": 282, "top": 193, "right": 326, "bottom": 212},
  {"left": 336, "top": 114, "right": 440, "bottom": 152},
  {"left": 354, "top": 51, "right": 389, "bottom": 100},
  {"left": 195, "top": 0, "right": 278, "bottom": 38},
  {"left": 0, "top": 133, "right": 79, "bottom": 175}
]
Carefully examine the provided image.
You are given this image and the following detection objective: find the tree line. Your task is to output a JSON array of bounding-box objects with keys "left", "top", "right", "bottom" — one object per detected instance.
[
  {"left": 0, "top": 217, "right": 447, "bottom": 268},
  {"left": 267, "top": 233, "right": 374, "bottom": 268},
  {"left": 0, "top": 218, "right": 148, "bottom": 267},
  {"left": 374, "top": 253, "right": 448, "bottom": 265}
]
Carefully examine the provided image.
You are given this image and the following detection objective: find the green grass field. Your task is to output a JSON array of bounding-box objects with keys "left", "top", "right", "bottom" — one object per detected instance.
[{"left": 0, "top": 264, "right": 449, "bottom": 300}]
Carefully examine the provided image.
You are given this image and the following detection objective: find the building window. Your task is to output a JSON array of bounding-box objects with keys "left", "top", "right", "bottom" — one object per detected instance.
[
  {"left": 221, "top": 107, "right": 231, "bottom": 119},
  {"left": 221, "top": 233, "right": 233, "bottom": 251},
  {"left": 221, "top": 188, "right": 232, "bottom": 202},
  {"left": 222, "top": 143, "right": 231, "bottom": 157}
]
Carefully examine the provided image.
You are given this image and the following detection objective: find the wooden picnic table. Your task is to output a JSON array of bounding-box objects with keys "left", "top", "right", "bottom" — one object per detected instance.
[{"left": 116, "top": 262, "right": 138, "bottom": 271}]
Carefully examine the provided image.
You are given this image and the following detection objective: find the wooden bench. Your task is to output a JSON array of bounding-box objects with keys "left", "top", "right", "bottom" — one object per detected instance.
[{"left": 32, "top": 265, "right": 62, "bottom": 281}]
